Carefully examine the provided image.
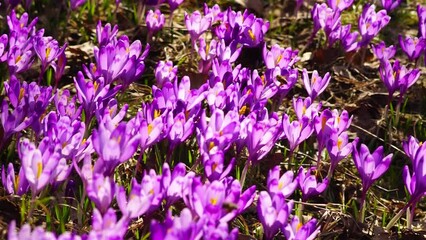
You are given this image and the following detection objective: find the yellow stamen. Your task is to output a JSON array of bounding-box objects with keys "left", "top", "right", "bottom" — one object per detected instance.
[
  {"left": 321, "top": 116, "right": 327, "bottom": 129},
  {"left": 148, "top": 123, "right": 153, "bottom": 135},
  {"left": 276, "top": 54, "right": 283, "bottom": 65},
  {"left": 209, "top": 142, "right": 215, "bottom": 151},
  {"left": 337, "top": 137, "right": 343, "bottom": 150},
  {"left": 296, "top": 222, "right": 303, "bottom": 231},
  {"left": 45, "top": 47, "right": 52, "bottom": 59},
  {"left": 19, "top": 87, "right": 25, "bottom": 102},
  {"left": 93, "top": 81, "right": 99, "bottom": 92},
  {"left": 37, "top": 162, "right": 43, "bottom": 179},
  {"left": 206, "top": 42, "right": 210, "bottom": 53},
  {"left": 210, "top": 197, "right": 218, "bottom": 205},
  {"left": 15, "top": 55, "right": 22, "bottom": 64},
  {"left": 248, "top": 29, "right": 256, "bottom": 41},
  {"left": 14, "top": 176, "right": 20, "bottom": 193},
  {"left": 239, "top": 105, "right": 249, "bottom": 116},
  {"left": 212, "top": 162, "right": 218, "bottom": 172},
  {"left": 154, "top": 109, "right": 161, "bottom": 119}
]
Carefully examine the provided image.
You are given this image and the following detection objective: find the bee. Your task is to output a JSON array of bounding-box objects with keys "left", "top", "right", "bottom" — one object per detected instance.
[
  {"left": 276, "top": 75, "right": 288, "bottom": 85},
  {"left": 222, "top": 202, "right": 239, "bottom": 213},
  {"left": 211, "top": 20, "right": 222, "bottom": 29}
]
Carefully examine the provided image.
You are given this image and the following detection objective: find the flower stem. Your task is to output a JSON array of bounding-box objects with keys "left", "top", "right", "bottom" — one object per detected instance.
[
  {"left": 358, "top": 191, "right": 367, "bottom": 223},
  {"left": 240, "top": 160, "right": 251, "bottom": 188}
]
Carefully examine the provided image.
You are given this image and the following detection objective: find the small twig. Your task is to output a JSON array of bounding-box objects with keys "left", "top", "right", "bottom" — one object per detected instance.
[{"left": 350, "top": 123, "right": 405, "bottom": 155}]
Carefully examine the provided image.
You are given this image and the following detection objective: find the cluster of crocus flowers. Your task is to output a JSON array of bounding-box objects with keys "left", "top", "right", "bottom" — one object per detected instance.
[
  {"left": 2, "top": 2, "right": 423, "bottom": 239},
  {"left": 394, "top": 5, "right": 426, "bottom": 66},
  {"left": 257, "top": 166, "right": 321, "bottom": 239},
  {"left": 378, "top": 58, "right": 420, "bottom": 103},
  {"left": 311, "top": 1, "right": 391, "bottom": 53},
  {"left": 185, "top": 4, "right": 269, "bottom": 51}
]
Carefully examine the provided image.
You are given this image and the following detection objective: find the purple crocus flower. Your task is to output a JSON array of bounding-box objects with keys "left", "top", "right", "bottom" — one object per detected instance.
[
  {"left": 267, "top": 166, "right": 298, "bottom": 198},
  {"left": 371, "top": 41, "right": 396, "bottom": 61},
  {"left": 197, "top": 109, "right": 240, "bottom": 156},
  {"left": 146, "top": 9, "right": 165, "bottom": 35},
  {"left": 155, "top": 60, "right": 177, "bottom": 88},
  {"left": 184, "top": 178, "right": 226, "bottom": 223},
  {"left": 302, "top": 69, "right": 331, "bottom": 100},
  {"left": 184, "top": 177, "right": 255, "bottom": 224},
  {"left": 379, "top": 59, "right": 421, "bottom": 101},
  {"left": 167, "top": 111, "right": 195, "bottom": 146},
  {"left": 70, "top": 0, "right": 87, "bottom": 10},
  {"left": 151, "top": 208, "right": 204, "bottom": 240},
  {"left": 167, "top": 0, "right": 184, "bottom": 13},
  {"left": 8, "top": 221, "right": 59, "bottom": 240},
  {"left": 418, "top": 5, "right": 426, "bottom": 38},
  {"left": 54, "top": 90, "right": 81, "bottom": 121},
  {"left": 257, "top": 191, "right": 293, "bottom": 239},
  {"left": 195, "top": 38, "right": 217, "bottom": 74},
  {"left": 203, "top": 221, "right": 239, "bottom": 240},
  {"left": 402, "top": 163, "right": 426, "bottom": 209},
  {"left": 283, "top": 216, "right": 320, "bottom": 240},
  {"left": 19, "top": 138, "right": 61, "bottom": 195},
  {"left": 92, "top": 118, "right": 140, "bottom": 176},
  {"left": 352, "top": 138, "right": 393, "bottom": 198},
  {"left": 339, "top": 24, "right": 359, "bottom": 52},
  {"left": 381, "top": 0, "right": 401, "bottom": 12},
  {"left": 326, "top": 130, "right": 353, "bottom": 175},
  {"left": 297, "top": 167, "right": 329, "bottom": 201},
  {"left": 244, "top": 110, "right": 280, "bottom": 163},
  {"left": 263, "top": 44, "right": 299, "bottom": 70},
  {"left": 42, "top": 113, "right": 85, "bottom": 160},
  {"left": 51, "top": 51, "right": 67, "bottom": 85},
  {"left": 282, "top": 114, "right": 314, "bottom": 153},
  {"left": 34, "top": 36, "right": 66, "bottom": 75},
  {"left": 0, "top": 99, "right": 34, "bottom": 146},
  {"left": 87, "top": 174, "right": 115, "bottom": 214},
  {"left": 358, "top": 4, "right": 390, "bottom": 47},
  {"left": 116, "top": 178, "right": 153, "bottom": 219},
  {"left": 7, "top": 45, "right": 35, "bottom": 75},
  {"left": 88, "top": 208, "right": 129, "bottom": 239},
  {"left": 203, "top": 152, "right": 235, "bottom": 181},
  {"left": 239, "top": 18, "right": 270, "bottom": 47},
  {"left": 402, "top": 140, "right": 426, "bottom": 210},
  {"left": 0, "top": 34, "right": 8, "bottom": 62},
  {"left": 74, "top": 71, "right": 121, "bottom": 123},
  {"left": 403, "top": 136, "right": 423, "bottom": 162},
  {"left": 184, "top": 11, "right": 212, "bottom": 42},
  {"left": 311, "top": 3, "right": 341, "bottom": 36},
  {"left": 215, "top": 40, "right": 242, "bottom": 64},
  {"left": 162, "top": 163, "right": 195, "bottom": 207},
  {"left": 292, "top": 97, "right": 321, "bottom": 121},
  {"left": 399, "top": 35, "right": 426, "bottom": 61},
  {"left": 136, "top": 115, "right": 165, "bottom": 153},
  {"left": 328, "top": 0, "right": 354, "bottom": 12},
  {"left": 2, "top": 163, "right": 29, "bottom": 196},
  {"left": 96, "top": 21, "right": 118, "bottom": 46}
]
